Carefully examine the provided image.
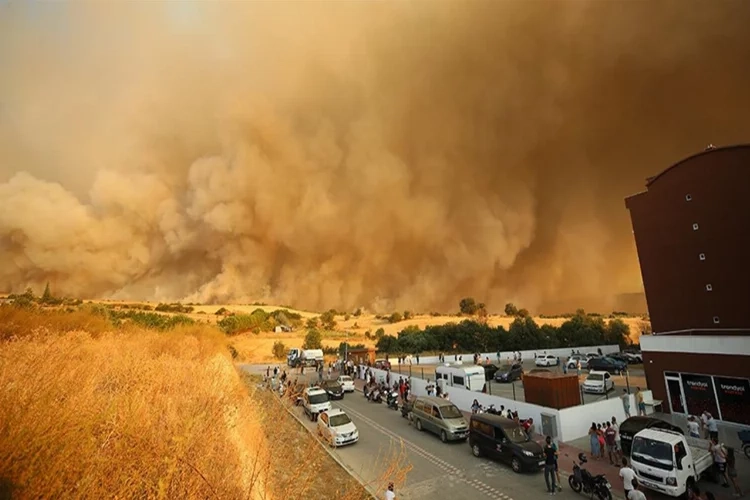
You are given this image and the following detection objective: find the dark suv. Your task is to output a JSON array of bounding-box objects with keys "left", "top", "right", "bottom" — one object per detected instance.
[
  {"left": 493, "top": 363, "right": 524, "bottom": 383},
  {"left": 320, "top": 380, "right": 344, "bottom": 400},
  {"left": 587, "top": 356, "right": 627, "bottom": 375},
  {"left": 469, "top": 414, "right": 544, "bottom": 473},
  {"left": 619, "top": 416, "right": 684, "bottom": 456}
]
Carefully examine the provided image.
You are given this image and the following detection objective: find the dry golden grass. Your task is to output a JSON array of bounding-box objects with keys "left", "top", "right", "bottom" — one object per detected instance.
[{"left": 0, "top": 305, "right": 399, "bottom": 499}]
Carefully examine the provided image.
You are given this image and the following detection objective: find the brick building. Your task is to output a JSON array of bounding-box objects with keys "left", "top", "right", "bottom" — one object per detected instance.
[{"left": 625, "top": 144, "right": 750, "bottom": 425}]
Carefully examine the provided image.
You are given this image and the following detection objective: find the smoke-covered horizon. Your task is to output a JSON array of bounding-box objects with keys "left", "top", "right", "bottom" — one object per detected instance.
[{"left": 1, "top": 2, "right": 749, "bottom": 314}]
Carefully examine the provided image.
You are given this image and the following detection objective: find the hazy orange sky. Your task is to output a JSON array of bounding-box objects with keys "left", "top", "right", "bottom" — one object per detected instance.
[{"left": 1, "top": 1, "right": 749, "bottom": 313}]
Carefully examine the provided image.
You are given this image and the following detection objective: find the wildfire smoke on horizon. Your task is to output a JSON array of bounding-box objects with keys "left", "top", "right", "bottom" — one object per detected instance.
[{"left": 1, "top": 2, "right": 749, "bottom": 314}]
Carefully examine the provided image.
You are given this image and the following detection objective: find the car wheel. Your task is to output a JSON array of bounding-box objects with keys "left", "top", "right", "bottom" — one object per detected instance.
[
  {"left": 416, "top": 419, "right": 423, "bottom": 431},
  {"left": 511, "top": 456, "right": 521, "bottom": 473},
  {"left": 440, "top": 430, "right": 448, "bottom": 443},
  {"left": 472, "top": 444, "right": 481, "bottom": 457}
]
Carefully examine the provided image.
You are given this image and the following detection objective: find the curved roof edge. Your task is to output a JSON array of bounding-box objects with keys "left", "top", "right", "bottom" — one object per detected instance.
[{"left": 646, "top": 143, "right": 750, "bottom": 187}]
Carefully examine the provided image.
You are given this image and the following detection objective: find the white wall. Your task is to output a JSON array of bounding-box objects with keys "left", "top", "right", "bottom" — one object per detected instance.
[
  {"left": 364, "top": 358, "right": 644, "bottom": 443},
  {"left": 406, "top": 344, "right": 620, "bottom": 365}
]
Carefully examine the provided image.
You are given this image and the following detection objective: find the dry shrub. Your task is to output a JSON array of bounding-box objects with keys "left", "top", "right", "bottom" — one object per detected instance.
[
  {"left": 0, "top": 319, "right": 266, "bottom": 499},
  {"left": 0, "top": 304, "right": 112, "bottom": 340}
]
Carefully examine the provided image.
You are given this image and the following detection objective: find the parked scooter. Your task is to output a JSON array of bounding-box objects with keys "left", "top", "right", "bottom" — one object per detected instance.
[
  {"left": 568, "top": 453, "right": 612, "bottom": 500},
  {"left": 740, "top": 430, "right": 750, "bottom": 459},
  {"left": 484, "top": 404, "right": 502, "bottom": 415},
  {"left": 368, "top": 387, "right": 382, "bottom": 403},
  {"left": 386, "top": 391, "right": 399, "bottom": 410}
]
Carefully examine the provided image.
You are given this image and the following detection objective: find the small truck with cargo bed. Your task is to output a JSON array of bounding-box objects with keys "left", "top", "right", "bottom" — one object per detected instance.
[{"left": 629, "top": 427, "right": 714, "bottom": 497}]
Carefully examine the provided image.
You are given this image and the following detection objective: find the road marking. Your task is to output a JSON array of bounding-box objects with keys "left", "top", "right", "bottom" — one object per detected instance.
[{"left": 339, "top": 402, "right": 514, "bottom": 500}]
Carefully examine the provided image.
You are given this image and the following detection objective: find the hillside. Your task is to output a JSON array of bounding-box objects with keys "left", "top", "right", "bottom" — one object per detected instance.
[{"left": 0, "top": 304, "right": 372, "bottom": 499}]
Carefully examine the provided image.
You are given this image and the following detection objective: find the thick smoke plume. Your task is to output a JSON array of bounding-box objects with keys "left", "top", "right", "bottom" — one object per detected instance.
[{"left": 1, "top": 2, "right": 749, "bottom": 313}]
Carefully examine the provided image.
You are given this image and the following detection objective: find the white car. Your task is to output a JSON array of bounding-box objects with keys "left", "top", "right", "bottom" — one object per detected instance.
[
  {"left": 317, "top": 408, "right": 359, "bottom": 447},
  {"left": 302, "top": 387, "right": 331, "bottom": 421},
  {"left": 337, "top": 375, "right": 355, "bottom": 393},
  {"left": 582, "top": 370, "right": 615, "bottom": 394},
  {"left": 566, "top": 355, "right": 588, "bottom": 370},
  {"left": 535, "top": 354, "right": 559, "bottom": 367},
  {"left": 624, "top": 352, "right": 643, "bottom": 364}
]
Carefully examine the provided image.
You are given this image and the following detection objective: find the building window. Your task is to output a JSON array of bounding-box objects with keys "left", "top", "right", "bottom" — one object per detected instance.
[
  {"left": 706, "top": 284, "right": 713, "bottom": 292},
  {"left": 713, "top": 316, "right": 720, "bottom": 324},
  {"left": 699, "top": 253, "right": 706, "bottom": 261},
  {"left": 685, "top": 194, "right": 692, "bottom": 201},
  {"left": 692, "top": 223, "right": 699, "bottom": 231}
]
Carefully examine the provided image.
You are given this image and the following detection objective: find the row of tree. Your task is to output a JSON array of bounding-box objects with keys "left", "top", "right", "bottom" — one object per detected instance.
[{"left": 375, "top": 312, "right": 632, "bottom": 355}]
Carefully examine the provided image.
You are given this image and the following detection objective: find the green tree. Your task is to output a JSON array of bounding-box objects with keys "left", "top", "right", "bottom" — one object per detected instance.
[
  {"left": 320, "top": 310, "right": 337, "bottom": 330},
  {"left": 374, "top": 327, "right": 385, "bottom": 340},
  {"left": 517, "top": 308, "right": 530, "bottom": 318},
  {"left": 305, "top": 316, "right": 319, "bottom": 329},
  {"left": 303, "top": 329, "right": 323, "bottom": 349},
  {"left": 272, "top": 340, "right": 287, "bottom": 360},
  {"left": 504, "top": 303, "right": 519, "bottom": 316},
  {"left": 403, "top": 310, "right": 413, "bottom": 320},
  {"left": 215, "top": 307, "right": 228, "bottom": 315},
  {"left": 605, "top": 318, "right": 631, "bottom": 347},
  {"left": 375, "top": 334, "right": 399, "bottom": 353},
  {"left": 459, "top": 297, "right": 478, "bottom": 315},
  {"left": 388, "top": 312, "right": 403, "bottom": 323}
]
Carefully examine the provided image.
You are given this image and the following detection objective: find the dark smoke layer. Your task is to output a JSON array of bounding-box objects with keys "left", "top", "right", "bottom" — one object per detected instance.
[{"left": 1, "top": 1, "right": 749, "bottom": 313}]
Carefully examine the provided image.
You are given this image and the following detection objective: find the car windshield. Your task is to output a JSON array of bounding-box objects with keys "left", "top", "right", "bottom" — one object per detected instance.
[
  {"left": 587, "top": 374, "right": 604, "bottom": 381},
  {"left": 329, "top": 413, "right": 352, "bottom": 427},
  {"left": 499, "top": 364, "right": 513, "bottom": 371},
  {"left": 631, "top": 437, "right": 674, "bottom": 471},
  {"left": 504, "top": 425, "right": 530, "bottom": 443},
  {"left": 309, "top": 393, "right": 328, "bottom": 404},
  {"left": 339, "top": 377, "right": 352, "bottom": 383},
  {"left": 325, "top": 383, "right": 342, "bottom": 391},
  {"left": 439, "top": 405, "right": 463, "bottom": 419}
]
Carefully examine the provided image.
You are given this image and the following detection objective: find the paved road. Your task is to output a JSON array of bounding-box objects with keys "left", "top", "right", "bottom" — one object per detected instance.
[{"left": 241, "top": 364, "right": 616, "bottom": 500}]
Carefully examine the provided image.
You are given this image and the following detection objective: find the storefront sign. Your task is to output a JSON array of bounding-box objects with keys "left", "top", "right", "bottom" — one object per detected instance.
[
  {"left": 681, "top": 373, "right": 719, "bottom": 418},
  {"left": 714, "top": 376, "right": 750, "bottom": 426}
]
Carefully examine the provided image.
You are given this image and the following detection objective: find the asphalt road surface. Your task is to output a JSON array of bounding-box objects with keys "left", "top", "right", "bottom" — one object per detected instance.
[{"left": 241, "top": 365, "right": 615, "bottom": 500}]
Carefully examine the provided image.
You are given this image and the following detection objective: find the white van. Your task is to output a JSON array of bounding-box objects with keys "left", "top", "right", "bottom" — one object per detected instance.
[
  {"left": 435, "top": 364, "right": 485, "bottom": 392},
  {"left": 582, "top": 370, "right": 615, "bottom": 394},
  {"left": 302, "top": 387, "right": 331, "bottom": 421}
]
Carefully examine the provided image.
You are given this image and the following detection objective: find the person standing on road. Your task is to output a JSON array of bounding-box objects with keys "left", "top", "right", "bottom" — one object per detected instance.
[
  {"left": 687, "top": 416, "right": 701, "bottom": 438},
  {"left": 709, "top": 436, "right": 730, "bottom": 488},
  {"left": 636, "top": 388, "right": 646, "bottom": 416},
  {"left": 550, "top": 440, "right": 562, "bottom": 492},
  {"left": 543, "top": 436, "right": 557, "bottom": 494},
  {"left": 385, "top": 482, "right": 396, "bottom": 500},
  {"left": 605, "top": 422, "right": 618, "bottom": 465},
  {"left": 706, "top": 413, "right": 719, "bottom": 441},
  {"left": 620, "top": 457, "right": 637, "bottom": 498},
  {"left": 622, "top": 389, "right": 631, "bottom": 418},
  {"left": 627, "top": 481, "right": 647, "bottom": 500}
]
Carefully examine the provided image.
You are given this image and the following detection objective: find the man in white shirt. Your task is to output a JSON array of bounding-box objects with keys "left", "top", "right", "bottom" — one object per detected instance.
[
  {"left": 620, "top": 457, "right": 637, "bottom": 498},
  {"left": 385, "top": 482, "right": 396, "bottom": 500},
  {"left": 627, "top": 482, "right": 647, "bottom": 500}
]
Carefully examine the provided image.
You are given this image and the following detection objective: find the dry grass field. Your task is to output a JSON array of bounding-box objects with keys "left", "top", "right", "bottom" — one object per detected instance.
[
  {"left": 62, "top": 299, "right": 646, "bottom": 364},
  {"left": 0, "top": 305, "right": 376, "bottom": 499}
]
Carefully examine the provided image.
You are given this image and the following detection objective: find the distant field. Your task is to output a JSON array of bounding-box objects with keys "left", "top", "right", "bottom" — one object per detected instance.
[{"left": 73, "top": 299, "right": 646, "bottom": 364}]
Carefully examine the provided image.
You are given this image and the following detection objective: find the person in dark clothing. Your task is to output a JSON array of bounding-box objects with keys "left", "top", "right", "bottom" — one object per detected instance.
[{"left": 543, "top": 436, "right": 558, "bottom": 494}]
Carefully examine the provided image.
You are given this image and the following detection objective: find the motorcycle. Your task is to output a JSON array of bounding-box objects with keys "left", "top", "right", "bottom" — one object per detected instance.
[
  {"left": 368, "top": 388, "right": 382, "bottom": 403},
  {"left": 484, "top": 404, "right": 502, "bottom": 415},
  {"left": 568, "top": 453, "right": 612, "bottom": 500},
  {"left": 740, "top": 430, "right": 750, "bottom": 459},
  {"left": 386, "top": 391, "right": 399, "bottom": 410}
]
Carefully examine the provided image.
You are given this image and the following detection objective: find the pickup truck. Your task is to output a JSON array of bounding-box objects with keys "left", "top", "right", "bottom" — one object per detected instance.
[{"left": 629, "top": 428, "right": 714, "bottom": 497}]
